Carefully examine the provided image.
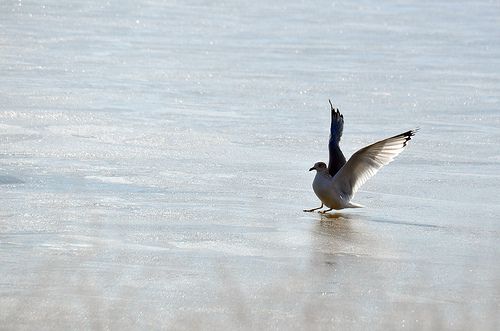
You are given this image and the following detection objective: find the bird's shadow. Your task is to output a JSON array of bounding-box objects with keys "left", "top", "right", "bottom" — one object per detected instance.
[
  {"left": 314, "top": 212, "right": 359, "bottom": 239},
  {"left": 307, "top": 212, "right": 369, "bottom": 271},
  {"left": 319, "top": 212, "right": 352, "bottom": 221}
]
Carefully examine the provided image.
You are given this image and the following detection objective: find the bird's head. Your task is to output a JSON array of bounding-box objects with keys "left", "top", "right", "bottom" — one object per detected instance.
[{"left": 309, "top": 161, "right": 328, "bottom": 172}]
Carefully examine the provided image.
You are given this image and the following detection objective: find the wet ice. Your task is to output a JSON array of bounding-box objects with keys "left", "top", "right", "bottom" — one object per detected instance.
[{"left": 1, "top": 0, "right": 500, "bottom": 329}]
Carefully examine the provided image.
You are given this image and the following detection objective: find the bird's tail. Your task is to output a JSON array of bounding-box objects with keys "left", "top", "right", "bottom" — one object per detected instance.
[{"left": 347, "top": 202, "right": 364, "bottom": 208}]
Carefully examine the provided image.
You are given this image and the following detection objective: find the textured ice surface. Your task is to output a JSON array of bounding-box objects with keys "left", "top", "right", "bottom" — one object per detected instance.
[{"left": 1, "top": 0, "right": 499, "bottom": 329}]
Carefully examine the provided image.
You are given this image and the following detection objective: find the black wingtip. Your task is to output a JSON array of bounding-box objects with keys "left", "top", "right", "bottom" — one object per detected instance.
[
  {"left": 328, "top": 99, "right": 334, "bottom": 111},
  {"left": 401, "top": 128, "right": 418, "bottom": 146},
  {"left": 408, "top": 128, "right": 419, "bottom": 137},
  {"left": 328, "top": 99, "right": 343, "bottom": 118}
]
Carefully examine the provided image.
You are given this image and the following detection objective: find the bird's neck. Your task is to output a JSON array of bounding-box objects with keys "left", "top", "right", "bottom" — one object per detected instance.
[{"left": 315, "top": 170, "right": 332, "bottom": 180}]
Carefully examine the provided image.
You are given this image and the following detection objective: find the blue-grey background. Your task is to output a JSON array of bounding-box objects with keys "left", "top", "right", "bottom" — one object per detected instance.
[{"left": 1, "top": 0, "right": 499, "bottom": 329}]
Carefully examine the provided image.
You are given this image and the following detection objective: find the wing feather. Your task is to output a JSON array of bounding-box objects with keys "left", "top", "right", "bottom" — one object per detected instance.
[
  {"left": 333, "top": 129, "right": 417, "bottom": 201},
  {"left": 328, "top": 100, "right": 347, "bottom": 176}
]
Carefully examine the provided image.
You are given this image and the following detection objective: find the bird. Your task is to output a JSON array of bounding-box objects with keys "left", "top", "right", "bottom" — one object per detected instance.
[{"left": 304, "top": 100, "right": 417, "bottom": 213}]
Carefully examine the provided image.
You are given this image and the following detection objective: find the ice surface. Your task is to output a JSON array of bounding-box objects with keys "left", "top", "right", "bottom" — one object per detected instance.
[{"left": 1, "top": 0, "right": 499, "bottom": 329}]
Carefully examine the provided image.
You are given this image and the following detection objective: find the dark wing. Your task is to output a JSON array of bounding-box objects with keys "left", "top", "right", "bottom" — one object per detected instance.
[{"left": 328, "top": 99, "right": 347, "bottom": 177}]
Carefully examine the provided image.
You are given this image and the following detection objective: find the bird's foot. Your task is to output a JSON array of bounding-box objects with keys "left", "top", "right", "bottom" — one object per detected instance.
[
  {"left": 303, "top": 205, "right": 323, "bottom": 212},
  {"left": 319, "top": 208, "right": 333, "bottom": 214}
]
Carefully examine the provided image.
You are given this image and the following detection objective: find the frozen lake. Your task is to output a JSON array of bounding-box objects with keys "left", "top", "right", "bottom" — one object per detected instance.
[{"left": 1, "top": 0, "right": 499, "bottom": 329}]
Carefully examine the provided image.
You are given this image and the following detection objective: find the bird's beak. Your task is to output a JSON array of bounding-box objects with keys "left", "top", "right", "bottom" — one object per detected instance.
[{"left": 309, "top": 167, "right": 315, "bottom": 171}]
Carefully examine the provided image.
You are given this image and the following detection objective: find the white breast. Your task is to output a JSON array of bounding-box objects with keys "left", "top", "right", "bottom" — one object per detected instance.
[{"left": 312, "top": 172, "right": 344, "bottom": 210}]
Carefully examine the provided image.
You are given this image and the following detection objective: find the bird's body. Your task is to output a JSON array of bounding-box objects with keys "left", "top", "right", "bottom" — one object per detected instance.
[
  {"left": 305, "top": 100, "right": 416, "bottom": 213},
  {"left": 312, "top": 169, "right": 363, "bottom": 210}
]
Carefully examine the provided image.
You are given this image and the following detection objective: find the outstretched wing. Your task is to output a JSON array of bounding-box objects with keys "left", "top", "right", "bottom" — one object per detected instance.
[
  {"left": 328, "top": 99, "right": 347, "bottom": 177},
  {"left": 333, "top": 129, "right": 417, "bottom": 201}
]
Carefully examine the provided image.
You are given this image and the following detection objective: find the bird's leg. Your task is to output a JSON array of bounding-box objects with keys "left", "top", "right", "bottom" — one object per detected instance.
[
  {"left": 303, "top": 203, "right": 323, "bottom": 212},
  {"left": 319, "top": 208, "right": 333, "bottom": 214}
]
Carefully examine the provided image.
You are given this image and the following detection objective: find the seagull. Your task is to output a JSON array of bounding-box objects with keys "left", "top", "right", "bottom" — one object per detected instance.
[{"left": 304, "top": 100, "right": 417, "bottom": 213}]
